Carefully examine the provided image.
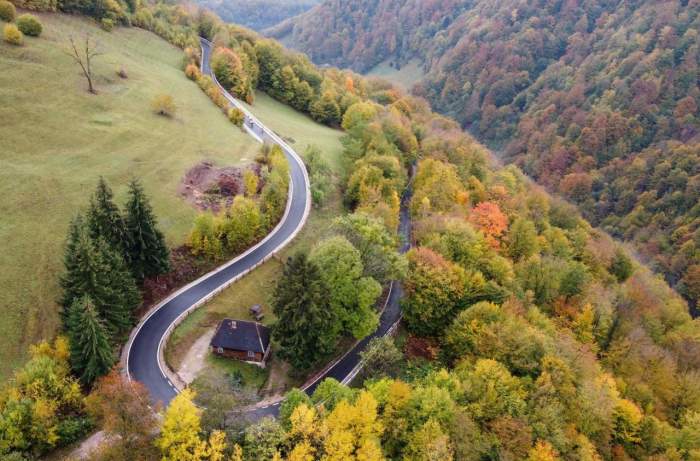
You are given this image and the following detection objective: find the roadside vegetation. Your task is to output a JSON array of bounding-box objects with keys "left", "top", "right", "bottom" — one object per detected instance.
[{"left": 2, "top": 1, "right": 700, "bottom": 460}]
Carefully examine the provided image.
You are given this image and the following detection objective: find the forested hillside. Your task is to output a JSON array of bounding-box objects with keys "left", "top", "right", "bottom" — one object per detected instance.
[
  {"left": 197, "top": 0, "right": 318, "bottom": 30},
  {"left": 271, "top": 0, "right": 700, "bottom": 312},
  {"left": 155, "top": 11, "right": 700, "bottom": 458}
]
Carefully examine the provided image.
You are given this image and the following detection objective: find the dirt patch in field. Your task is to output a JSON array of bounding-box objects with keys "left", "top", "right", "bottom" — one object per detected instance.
[
  {"left": 178, "top": 328, "right": 216, "bottom": 385},
  {"left": 178, "top": 161, "right": 262, "bottom": 212}
]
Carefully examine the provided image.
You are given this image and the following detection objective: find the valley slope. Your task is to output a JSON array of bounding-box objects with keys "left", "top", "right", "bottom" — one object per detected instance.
[{"left": 270, "top": 0, "right": 700, "bottom": 311}]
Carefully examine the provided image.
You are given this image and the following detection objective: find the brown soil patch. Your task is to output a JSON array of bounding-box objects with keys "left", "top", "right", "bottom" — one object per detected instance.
[
  {"left": 178, "top": 161, "right": 262, "bottom": 212},
  {"left": 405, "top": 335, "right": 440, "bottom": 360}
]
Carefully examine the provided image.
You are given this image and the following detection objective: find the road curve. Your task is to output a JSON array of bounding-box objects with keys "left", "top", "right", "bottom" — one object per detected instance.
[
  {"left": 127, "top": 38, "right": 411, "bottom": 416},
  {"left": 125, "top": 38, "right": 311, "bottom": 405}
]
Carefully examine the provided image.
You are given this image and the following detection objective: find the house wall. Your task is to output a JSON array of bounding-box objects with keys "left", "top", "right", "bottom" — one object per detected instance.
[{"left": 211, "top": 346, "right": 263, "bottom": 362}]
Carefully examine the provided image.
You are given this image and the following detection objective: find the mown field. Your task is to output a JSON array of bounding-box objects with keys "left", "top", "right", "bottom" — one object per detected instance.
[
  {"left": 0, "top": 13, "right": 261, "bottom": 378},
  {"left": 366, "top": 58, "right": 425, "bottom": 90},
  {"left": 165, "top": 90, "right": 346, "bottom": 397}
]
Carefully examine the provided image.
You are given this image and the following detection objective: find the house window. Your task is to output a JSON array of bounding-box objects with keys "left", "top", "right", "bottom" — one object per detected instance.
[
  {"left": 217, "top": 347, "right": 223, "bottom": 354},
  {"left": 247, "top": 350, "right": 255, "bottom": 358}
]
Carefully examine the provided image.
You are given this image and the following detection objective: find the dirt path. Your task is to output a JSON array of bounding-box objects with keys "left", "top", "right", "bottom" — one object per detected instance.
[{"left": 177, "top": 328, "right": 216, "bottom": 384}]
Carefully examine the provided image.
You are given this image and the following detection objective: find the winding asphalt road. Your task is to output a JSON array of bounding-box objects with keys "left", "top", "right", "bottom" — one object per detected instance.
[
  {"left": 126, "top": 38, "right": 411, "bottom": 417},
  {"left": 126, "top": 38, "right": 310, "bottom": 405}
]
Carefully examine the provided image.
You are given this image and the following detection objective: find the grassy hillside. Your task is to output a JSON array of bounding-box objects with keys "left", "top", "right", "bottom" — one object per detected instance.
[{"left": 0, "top": 12, "right": 260, "bottom": 378}]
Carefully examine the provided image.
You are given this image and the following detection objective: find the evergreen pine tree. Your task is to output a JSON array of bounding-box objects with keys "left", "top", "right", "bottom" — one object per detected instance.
[
  {"left": 59, "top": 215, "right": 86, "bottom": 322},
  {"left": 272, "top": 252, "right": 337, "bottom": 370},
  {"left": 66, "top": 295, "right": 115, "bottom": 385},
  {"left": 60, "top": 221, "right": 139, "bottom": 337},
  {"left": 87, "top": 177, "right": 127, "bottom": 256},
  {"left": 124, "top": 179, "right": 170, "bottom": 281}
]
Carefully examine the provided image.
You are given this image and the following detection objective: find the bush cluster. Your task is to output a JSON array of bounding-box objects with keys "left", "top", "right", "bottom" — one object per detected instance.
[
  {"left": 0, "top": 0, "right": 16, "bottom": 21},
  {"left": 16, "top": 13, "right": 42, "bottom": 36},
  {"left": 151, "top": 94, "right": 176, "bottom": 117},
  {"left": 3, "top": 23, "right": 22, "bottom": 45}
]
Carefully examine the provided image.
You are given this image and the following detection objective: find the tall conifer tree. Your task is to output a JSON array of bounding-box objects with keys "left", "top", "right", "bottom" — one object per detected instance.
[
  {"left": 66, "top": 295, "right": 115, "bottom": 385},
  {"left": 124, "top": 179, "right": 170, "bottom": 281},
  {"left": 272, "top": 252, "right": 337, "bottom": 369},
  {"left": 87, "top": 177, "right": 127, "bottom": 256},
  {"left": 60, "top": 221, "right": 139, "bottom": 336}
]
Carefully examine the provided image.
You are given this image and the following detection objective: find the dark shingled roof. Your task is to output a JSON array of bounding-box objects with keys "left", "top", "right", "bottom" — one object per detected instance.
[{"left": 210, "top": 319, "right": 270, "bottom": 354}]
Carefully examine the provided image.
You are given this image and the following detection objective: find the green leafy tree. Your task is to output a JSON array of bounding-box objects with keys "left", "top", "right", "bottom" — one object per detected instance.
[
  {"left": 334, "top": 212, "right": 406, "bottom": 283},
  {"left": 272, "top": 253, "right": 338, "bottom": 370},
  {"left": 610, "top": 248, "right": 634, "bottom": 282},
  {"left": 66, "top": 296, "right": 115, "bottom": 385},
  {"left": 358, "top": 336, "right": 403, "bottom": 381},
  {"left": 243, "top": 417, "right": 285, "bottom": 461},
  {"left": 507, "top": 218, "right": 539, "bottom": 261},
  {"left": 310, "top": 91, "right": 341, "bottom": 126},
  {"left": 224, "top": 195, "right": 263, "bottom": 253},
  {"left": 124, "top": 179, "right": 170, "bottom": 281},
  {"left": 309, "top": 236, "right": 381, "bottom": 339},
  {"left": 16, "top": 14, "right": 42, "bottom": 37},
  {"left": 403, "top": 247, "right": 468, "bottom": 336}
]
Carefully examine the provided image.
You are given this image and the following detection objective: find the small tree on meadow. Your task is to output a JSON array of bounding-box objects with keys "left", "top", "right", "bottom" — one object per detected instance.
[
  {"left": 65, "top": 34, "right": 102, "bottom": 94},
  {"left": 152, "top": 94, "right": 176, "bottom": 117}
]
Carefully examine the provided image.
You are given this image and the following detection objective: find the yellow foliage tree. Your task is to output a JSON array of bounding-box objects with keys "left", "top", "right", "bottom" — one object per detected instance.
[
  {"left": 244, "top": 169, "right": 259, "bottom": 197},
  {"left": 527, "top": 440, "right": 560, "bottom": 461},
  {"left": 156, "top": 388, "right": 208, "bottom": 461}
]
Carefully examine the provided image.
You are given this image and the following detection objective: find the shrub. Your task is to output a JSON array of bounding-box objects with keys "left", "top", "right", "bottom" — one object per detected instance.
[
  {"left": 184, "top": 63, "right": 200, "bottom": 80},
  {"left": 0, "top": 0, "right": 16, "bottom": 22},
  {"left": 151, "top": 94, "right": 176, "bottom": 117},
  {"left": 3, "top": 23, "right": 22, "bottom": 45},
  {"left": 100, "top": 18, "right": 114, "bottom": 31},
  {"left": 228, "top": 107, "right": 244, "bottom": 127},
  {"left": 16, "top": 14, "right": 42, "bottom": 37}
]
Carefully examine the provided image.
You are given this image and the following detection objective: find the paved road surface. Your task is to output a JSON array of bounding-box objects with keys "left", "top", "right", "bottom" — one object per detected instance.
[{"left": 127, "top": 38, "right": 411, "bottom": 418}]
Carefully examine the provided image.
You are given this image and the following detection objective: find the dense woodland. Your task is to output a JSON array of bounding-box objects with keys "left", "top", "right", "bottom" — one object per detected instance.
[
  {"left": 3, "top": 1, "right": 700, "bottom": 460},
  {"left": 195, "top": 0, "right": 318, "bottom": 31},
  {"left": 272, "top": 0, "right": 700, "bottom": 312}
]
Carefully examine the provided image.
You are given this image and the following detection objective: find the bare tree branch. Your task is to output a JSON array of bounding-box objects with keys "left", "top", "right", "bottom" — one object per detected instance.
[{"left": 64, "top": 34, "right": 102, "bottom": 94}]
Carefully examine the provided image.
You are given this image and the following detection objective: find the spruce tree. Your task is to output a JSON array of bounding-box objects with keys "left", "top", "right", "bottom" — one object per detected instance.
[
  {"left": 87, "top": 177, "right": 127, "bottom": 256},
  {"left": 66, "top": 295, "right": 115, "bottom": 385},
  {"left": 60, "top": 221, "right": 139, "bottom": 337},
  {"left": 59, "top": 215, "right": 86, "bottom": 322},
  {"left": 272, "top": 252, "right": 337, "bottom": 370},
  {"left": 124, "top": 179, "right": 170, "bottom": 281}
]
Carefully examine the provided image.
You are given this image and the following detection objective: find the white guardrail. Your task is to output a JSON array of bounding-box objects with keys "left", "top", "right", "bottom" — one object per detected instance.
[{"left": 122, "top": 38, "right": 311, "bottom": 395}]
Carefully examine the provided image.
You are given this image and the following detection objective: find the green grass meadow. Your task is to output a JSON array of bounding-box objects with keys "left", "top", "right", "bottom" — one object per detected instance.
[{"left": 0, "top": 13, "right": 260, "bottom": 378}]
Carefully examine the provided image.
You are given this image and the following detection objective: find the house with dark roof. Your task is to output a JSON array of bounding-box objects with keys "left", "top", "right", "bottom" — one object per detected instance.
[{"left": 210, "top": 319, "right": 271, "bottom": 367}]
